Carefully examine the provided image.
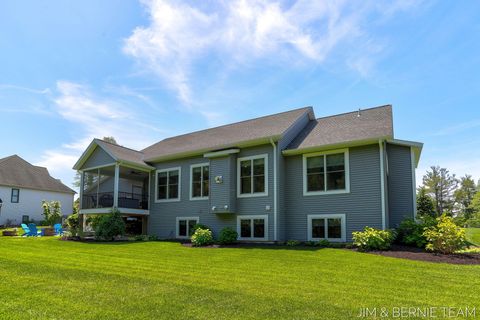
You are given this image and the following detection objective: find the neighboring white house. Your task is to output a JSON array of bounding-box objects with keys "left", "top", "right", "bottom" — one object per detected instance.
[{"left": 0, "top": 155, "right": 75, "bottom": 226}]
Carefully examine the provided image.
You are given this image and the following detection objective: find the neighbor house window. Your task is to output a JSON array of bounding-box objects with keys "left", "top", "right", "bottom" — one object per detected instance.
[
  {"left": 176, "top": 217, "right": 199, "bottom": 238},
  {"left": 190, "top": 163, "right": 209, "bottom": 200},
  {"left": 303, "top": 149, "right": 349, "bottom": 195},
  {"left": 307, "top": 214, "right": 346, "bottom": 242},
  {"left": 11, "top": 188, "right": 19, "bottom": 203},
  {"left": 237, "top": 215, "right": 268, "bottom": 240},
  {"left": 237, "top": 154, "right": 268, "bottom": 197},
  {"left": 155, "top": 167, "right": 181, "bottom": 201}
]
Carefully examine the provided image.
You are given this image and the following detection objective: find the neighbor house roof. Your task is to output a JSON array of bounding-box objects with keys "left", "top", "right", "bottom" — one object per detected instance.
[
  {"left": 142, "top": 106, "right": 314, "bottom": 161},
  {"left": 284, "top": 105, "right": 394, "bottom": 154},
  {"left": 0, "top": 155, "right": 75, "bottom": 194}
]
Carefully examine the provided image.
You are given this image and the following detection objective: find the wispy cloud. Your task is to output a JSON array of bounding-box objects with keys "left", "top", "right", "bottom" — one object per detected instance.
[
  {"left": 124, "top": 0, "right": 422, "bottom": 108},
  {"left": 36, "top": 80, "right": 165, "bottom": 189},
  {"left": 431, "top": 119, "right": 480, "bottom": 136}
]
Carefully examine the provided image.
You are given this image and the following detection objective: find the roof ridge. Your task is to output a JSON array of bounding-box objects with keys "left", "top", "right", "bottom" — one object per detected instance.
[
  {"left": 315, "top": 104, "right": 392, "bottom": 121},
  {"left": 143, "top": 106, "right": 312, "bottom": 151}
]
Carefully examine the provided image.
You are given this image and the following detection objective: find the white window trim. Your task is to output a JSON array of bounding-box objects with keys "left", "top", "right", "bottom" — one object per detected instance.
[
  {"left": 237, "top": 154, "right": 269, "bottom": 198},
  {"left": 189, "top": 162, "right": 209, "bottom": 201},
  {"left": 302, "top": 148, "right": 350, "bottom": 196},
  {"left": 307, "top": 214, "right": 346, "bottom": 242},
  {"left": 175, "top": 216, "right": 199, "bottom": 239},
  {"left": 237, "top": 214, "right": 268, "bottom": 241},
  {"left": 155, "top": 166, "right": 181, "bottom": 203}
]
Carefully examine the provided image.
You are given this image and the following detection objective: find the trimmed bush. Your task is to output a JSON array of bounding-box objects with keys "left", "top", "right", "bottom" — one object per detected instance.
[
  {"left": 65, "top": 213, "right": 80, "bottom": 237},
  {"left": 192, "top": 223, "right": 210, "bottom": 233},
  {"left": 423, "top": 215, "right": 467, "bottom": 254},
  {"left": 396, "top": 217, "right": 436, "bottom": 248},
  {"left": 218, "top": 227, "right": 238, "bottom": 244},
  {"left": 92, "top": 208, "right": 126, "bottom": 241},
  {"left": 286, "top": 240, "right": 301, "bottom": 246},
  {"left": 191, "top": 228, "right": 213, "bottom": 247},
  {"left": 352, "top": 227, "right": 396, "bottom": 251}
]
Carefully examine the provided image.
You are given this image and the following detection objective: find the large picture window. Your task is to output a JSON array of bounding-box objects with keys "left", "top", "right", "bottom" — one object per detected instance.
[
  {"left": 307, "top": 214, "right": 346, "bottom": 242},
  {"left": 237, "top": 154, "right": 268, "bottom": 197},
  {"left": 190, "top": 163, "right": 209, "bottom": 200},
  {"left": 303, "top": 149, "right": 349, "bottom": 195},
  {"left": 155, "top": 167, "right": 181, "bottom": 202},
  {"left": 176, "top": 217, "right": 199, "bottom": 238},
  {"left": 237, "top": 215, "right": 268, "bottom": 240}
]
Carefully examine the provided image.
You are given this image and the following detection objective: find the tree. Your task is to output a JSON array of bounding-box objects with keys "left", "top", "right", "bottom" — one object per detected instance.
[
  {"left": 470, "top": 191, "right": 480, "bottom": 216},
  {"left": 416, "top": 186, "right": 435, "bottom": 217},
  {"left": 41, "top": 200, "right": 62, "bottom": 226},
  {"left": 422, "top": 166, "right": 458, "bottom": 216},
  {"left": 454, "top": 175, "right": 477, "bottom": 219},
  {"left": 72, "top": 136, "right": 118, "bottom": 188}
]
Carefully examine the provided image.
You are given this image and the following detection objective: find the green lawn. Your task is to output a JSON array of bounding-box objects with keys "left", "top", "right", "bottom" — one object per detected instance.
[
  {"left": 0, "top": 238, "right": 479, "bottom": 320},
  {"left": 466, "top": 228, "right": 480, "bottom": 246}
]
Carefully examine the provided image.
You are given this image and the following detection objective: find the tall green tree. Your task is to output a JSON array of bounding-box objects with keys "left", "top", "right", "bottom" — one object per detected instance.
[
  {"left": 454, "top": 175, "right": 477, "bottom": 219},
  {"left": 422, "top": 166, "right": 458, "bottom": 216},
  {"left": 72, "top": 136, "right": 118, "bottom": 188},
  {"left": 469, "top": 191, "right": 480, "bottom": 216},
  {"left": 416, "top": 186, "right": 435, "bottom": 217}
]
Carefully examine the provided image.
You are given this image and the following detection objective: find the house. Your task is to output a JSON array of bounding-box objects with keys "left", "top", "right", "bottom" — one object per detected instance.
[
  {"left": 73, "top": 105, "right": 422, "bottom": 242},
  {"left": 0, "top": 155, "right": 75, "bottom": 226}
]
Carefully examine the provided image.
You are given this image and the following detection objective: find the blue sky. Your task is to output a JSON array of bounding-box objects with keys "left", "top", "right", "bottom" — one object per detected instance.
[{"left": 0, "top": 0, "right": 479, "bottom": 189}]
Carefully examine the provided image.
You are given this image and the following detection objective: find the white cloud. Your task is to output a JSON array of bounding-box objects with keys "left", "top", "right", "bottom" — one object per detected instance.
[
  {"left": 36, "top": 81, "right": 163, "bottom": 190},
  {"left": 124, "top": 0, "right": 421, "bottom": 106}
]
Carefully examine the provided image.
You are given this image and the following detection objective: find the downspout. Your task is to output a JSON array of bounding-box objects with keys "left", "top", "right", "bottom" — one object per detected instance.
[
  {"left": 270, "top": 139, "right": 278, "bottom": 242},
  {"left": 379, "top": 140, "right": 386, "bottom": 230}
]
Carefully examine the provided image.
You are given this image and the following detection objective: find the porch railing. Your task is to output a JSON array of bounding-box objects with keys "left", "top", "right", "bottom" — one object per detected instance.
[{"left": 82, "top": 191, "right": 149, "bottom": 210}]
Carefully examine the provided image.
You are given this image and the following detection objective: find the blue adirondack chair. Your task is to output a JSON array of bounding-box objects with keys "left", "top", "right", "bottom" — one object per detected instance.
[
  {"left": 27, "top": 223, "right": 43, "bottom": 236},
  {"left": 54, "top": 223, "right": 63, "bottom": 235},
  {"left": 21, "top": 223, "right": 32, "bottom": 237}
]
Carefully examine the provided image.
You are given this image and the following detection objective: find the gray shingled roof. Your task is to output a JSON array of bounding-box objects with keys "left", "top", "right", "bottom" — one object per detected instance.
[
  {"left": 0, "top": 155, "right": 75, "bottom": 194},
  {"left": 142, "top": 107, "right": 313, "bottom": 161},
  {"left": 285, "top": 105, "right": 393, "bottom": 152},
  {"left": 95, "top": 139, "right": 147, "bottom": 167}
]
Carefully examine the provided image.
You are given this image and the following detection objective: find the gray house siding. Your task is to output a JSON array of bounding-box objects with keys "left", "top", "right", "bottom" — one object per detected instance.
[
  {"left": 148, "top": 144, "right": 275, "bottom": 240},
  {"left": 81, "top": 147, "right": 115, "bottom": 170},
  {"left": 277, "top": 111, "right": 311, "bottom": 241},
  {"left": 209, "top": 155, "right": 236, "bottom": 213},
  {"left": 284, "top": 144, "right": 383, "bottom": 242},
  {"left": 387, "top": 143, "right": 414, "bottom": 228}
]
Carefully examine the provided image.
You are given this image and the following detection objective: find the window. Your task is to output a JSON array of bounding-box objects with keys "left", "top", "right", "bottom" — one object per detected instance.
[
  {"left": 237, "top": 215, "right": 268, "bottom": 240},
  {"left": 190, "top": 163, "right": 209, "bottom": 200},
  {"left": 22, "top": 215, "right": 29, "bottom": 223},
  {"left": 307, "top": 214, "right": 346, "bottom": 242},
  {"left": 155, "top": 167, "right": 181, "bottom": 202},
  {"left": 11, "top": 188, "right": 19, "bottom": 203},
  {"left": 303, "top": 149, "right": 349, "bottom": 195},
  {"left": 237, "top": 154, "right": 268, "bottom": 197},
  {"left": 176, "top": 217, "right": 199, "bottom": 238}
]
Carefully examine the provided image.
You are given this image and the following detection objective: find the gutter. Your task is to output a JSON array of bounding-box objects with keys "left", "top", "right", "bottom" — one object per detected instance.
[{"left": 270, "top": 138, "right": 278, "bottom": 242}]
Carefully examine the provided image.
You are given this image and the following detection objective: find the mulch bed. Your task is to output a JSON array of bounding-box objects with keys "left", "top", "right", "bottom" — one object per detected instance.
[{"left": 356, "top": 245, "right": 480, "bottom": 265}]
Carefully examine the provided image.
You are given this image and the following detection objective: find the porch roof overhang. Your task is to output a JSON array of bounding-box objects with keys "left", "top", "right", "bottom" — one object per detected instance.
[
  {"left": 73, "top": 139, "right": 154, "bottom": 171},
  {"left": 79, "top": 208, "right": 149, "bottom": 215}
]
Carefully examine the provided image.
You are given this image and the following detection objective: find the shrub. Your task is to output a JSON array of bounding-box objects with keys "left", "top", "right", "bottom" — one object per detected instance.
[
  {"left": 352, "top": 227, "right": 396, "bottom": 251},
  {"left": 65, "top": 213, "right": 80, "bottom": 237},
  {"left": 134, "top": 235, "right": 148, "bottom": 241},
  {"left": 192, "top": 223, "right": 210, "bottom": 233},
  {"left": 191, "top": 228, "right": 213, "bottom": 247},
  {"left": 423, "top": 215, "right": 467, "bottom": 254},
  {"left": 92, "top": 208, "right": 126, "bottom": 241},
  {"left": 218, "top": 227, "right": 238, "bottom": 244},
  {"left": 286, "top": 240, "right": 301, "bottom": 246},
  {"left": 318, "top": 239, "right": 331, "bottom": 247},
  {"left": 148, "top": 235, "right": 158, "bottom": 241},
  {"left": 396, "top": 217, "right": 436, "bottom": 248},
  {"left": 41, "top": 200, "right": 62, "bottom": 226}
]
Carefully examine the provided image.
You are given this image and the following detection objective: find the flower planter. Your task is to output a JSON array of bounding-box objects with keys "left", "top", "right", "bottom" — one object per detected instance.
[
  {"left": 43, "top": 228, "right": 55, "bottom": 236},
  {"left": 2, "top": 230, "right": 17, "bottom": 236}
]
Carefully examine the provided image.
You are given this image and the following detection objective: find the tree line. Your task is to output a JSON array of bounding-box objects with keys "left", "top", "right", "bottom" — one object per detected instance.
[{"left": 417, "top": 166, "right": 480, "bottom": 226}]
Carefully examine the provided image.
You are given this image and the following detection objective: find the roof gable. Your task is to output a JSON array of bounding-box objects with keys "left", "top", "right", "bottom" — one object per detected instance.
[{"left": 0, "top": 155, "right": 75, "bottom": 194}]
